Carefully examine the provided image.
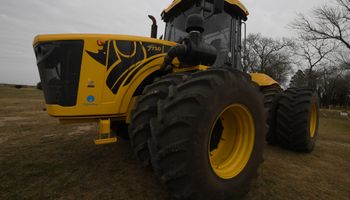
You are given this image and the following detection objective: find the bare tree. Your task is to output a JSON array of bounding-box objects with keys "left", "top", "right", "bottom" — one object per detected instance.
[
  {"left": 290, "top": 64, "right": 350, "bottom": 107},
  {"left": 291, "top": 0, "right": 350, "bottom": 50},
  {"left": 318, "top": 64, "right": 349, "bottom": 106},
  {"left": 290, "top": 70, "right": 308, "bottom": 88},
  {"left": 242, "top": 34, "right": 259, "bottom": 72},
  {"left": 334, "top": 49, "right": 350, "bottom": 68},
  {"left": 294, "top": 37, "right": 335, "bottom": 87},
  {"left": 242, "top": 33, "right": 294, "bottom": 85},
  {"left": 290, "top": 0, "right": 350, "bottom": 105}
]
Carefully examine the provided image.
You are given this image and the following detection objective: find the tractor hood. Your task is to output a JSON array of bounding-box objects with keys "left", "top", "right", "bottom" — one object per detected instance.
[{"left": 33, "top": 34, "right": 175, "bottom": 118}]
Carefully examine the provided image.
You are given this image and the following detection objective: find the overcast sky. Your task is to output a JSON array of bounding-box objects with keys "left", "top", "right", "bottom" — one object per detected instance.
[{"left": 0, "top": 0, "right": 330, "bottom": 85}]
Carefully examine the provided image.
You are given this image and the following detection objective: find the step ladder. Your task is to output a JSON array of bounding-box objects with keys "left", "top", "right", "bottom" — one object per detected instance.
[{"left": 94, "top": 118, "right": 117, "bottom": 145}]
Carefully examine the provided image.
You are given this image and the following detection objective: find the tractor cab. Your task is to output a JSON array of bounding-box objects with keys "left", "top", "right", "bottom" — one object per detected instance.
[{"left": 162, "top": 0, "right": 249, "bottom": 68}]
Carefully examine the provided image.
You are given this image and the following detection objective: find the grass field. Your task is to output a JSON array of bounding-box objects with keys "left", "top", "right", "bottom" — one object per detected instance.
[{"left": 0, "top": 86, "right": 349, "bottom": 200}]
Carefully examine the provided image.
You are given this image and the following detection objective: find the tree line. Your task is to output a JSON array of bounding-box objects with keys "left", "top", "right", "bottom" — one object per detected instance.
[{"left": 242, "top": 0, "right": 350, "bottom": 108}]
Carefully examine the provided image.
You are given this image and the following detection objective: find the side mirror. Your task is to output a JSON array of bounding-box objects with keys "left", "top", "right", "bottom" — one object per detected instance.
[{"left": 213, "top": 0, "right": 224, "bottom": 14}]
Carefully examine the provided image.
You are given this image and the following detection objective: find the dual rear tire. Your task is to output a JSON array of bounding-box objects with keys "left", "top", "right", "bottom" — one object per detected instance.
[
  {"left": 262, "top": 87, "right": 319, "bottom": 152},
  {"left": 275, "top": 88, "right": 319, "bottom": 152}
]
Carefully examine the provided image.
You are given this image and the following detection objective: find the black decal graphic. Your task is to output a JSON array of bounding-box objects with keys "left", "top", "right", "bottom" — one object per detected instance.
[
  {"left": 123, "top": 55, "right": 163, "bottom": 86},
  {"left": 86, "top": 40, "right": 172, "bottom": 94},
  {"left": 107, "top": 41, "right": 118, "bottom": 69},
  {"left": 116, "top": 40, "right": 134, "bottom": 56},
  {"left": 107, "top": 41, "right": 145, "bottom": 94},
  {"left": 86, "top": 42, "right": 108, "bottom": 66}
]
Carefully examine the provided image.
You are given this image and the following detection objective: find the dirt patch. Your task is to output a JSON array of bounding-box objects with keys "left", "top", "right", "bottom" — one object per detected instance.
[
  {"left": 68, "top": 124, "right": 95, "bottom": 136},
  {"left": 0, "top": 136, "right": 8, "bottom": 144},
  {"left": 319, "top": 139, "right": 350, "bottom": 148},
  {"left": 18, "top": 121, "right": 40, "bottom": 125},
  {"left": 41, "top": 134, "right": 57, "bottom": 139},
  {"left": 0, "top": 116, "right": 28, "bottom": 122}
]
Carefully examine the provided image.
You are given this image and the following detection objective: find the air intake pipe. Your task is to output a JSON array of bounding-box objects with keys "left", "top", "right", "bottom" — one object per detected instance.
[
  {"left": 162, "top": 14, "right": 217, "bottom": 71},
  {"left": 148, "top": 15, "right": 158, "bottom": 39}
]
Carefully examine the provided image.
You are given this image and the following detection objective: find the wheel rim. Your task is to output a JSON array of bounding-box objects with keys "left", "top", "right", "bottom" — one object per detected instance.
[
  {"left": 208, "top": 104, "right": 255, "bottom": 179},
  {"left": 309, "top": 103, "right": 317, "bottom": 138}
]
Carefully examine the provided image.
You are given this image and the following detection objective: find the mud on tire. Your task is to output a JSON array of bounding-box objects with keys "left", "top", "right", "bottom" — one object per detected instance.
[
  {"left": 148, "top": 68, "right": 266, "bottom": 200},
  {"left": 128, "top": 73, "right": 189, "bottom": 166}
]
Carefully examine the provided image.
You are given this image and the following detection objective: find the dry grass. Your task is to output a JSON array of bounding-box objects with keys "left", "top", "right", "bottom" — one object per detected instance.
[{"left": 0, "top": 86, "right": 349, "bottom": 200}]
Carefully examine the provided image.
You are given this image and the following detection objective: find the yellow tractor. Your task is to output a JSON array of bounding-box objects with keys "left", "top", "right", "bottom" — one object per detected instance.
[{"left": 33, "top": 0, "right": 319, "bottom": 199}]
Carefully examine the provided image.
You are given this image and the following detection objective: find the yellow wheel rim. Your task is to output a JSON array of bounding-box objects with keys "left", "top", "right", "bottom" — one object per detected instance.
[
  {"left": 309, "top": 103, "right": 317, "bottom": 138},
  {"left": 208, "top": 104, "right": 255, "bottom": 179}
]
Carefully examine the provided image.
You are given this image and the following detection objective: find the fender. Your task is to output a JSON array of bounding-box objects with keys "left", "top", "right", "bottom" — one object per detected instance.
[
  {"left": 118, "top": 55, "right": 165, "bottom": 115},
  {"left": 250, "top": 73, "right": 279, "bottom": 87}
]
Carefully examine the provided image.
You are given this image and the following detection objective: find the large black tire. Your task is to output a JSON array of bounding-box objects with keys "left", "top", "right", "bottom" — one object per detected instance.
[
  {"left": 128, "top": 73, "right": 189, "bottom": 166},
  {"left": 276, "top": 88, "right": 319, "bottom": 152},
  {"left": 261, "top": 84, "right": 283, "bottom": 145},
  {"left": 148, "top": 68, "right": 266, "bottom": 200}
]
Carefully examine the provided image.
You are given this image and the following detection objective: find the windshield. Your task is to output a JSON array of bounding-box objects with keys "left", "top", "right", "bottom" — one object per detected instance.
[{"left": 164, "top": 10, "right": 241, "bottom": 68}]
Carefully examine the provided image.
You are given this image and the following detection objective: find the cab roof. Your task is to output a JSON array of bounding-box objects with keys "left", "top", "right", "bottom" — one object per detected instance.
[{"left": 162, "top": 0, "right": 249, "bottom": 21}]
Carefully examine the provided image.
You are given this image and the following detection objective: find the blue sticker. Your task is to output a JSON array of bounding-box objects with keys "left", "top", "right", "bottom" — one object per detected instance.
[{"left": 87, "top": 95, "right": 95, "bottom": 103}]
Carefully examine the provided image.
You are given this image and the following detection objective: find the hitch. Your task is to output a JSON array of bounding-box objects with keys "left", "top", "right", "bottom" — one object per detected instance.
[{"left": 94, "top": 118, "right": 117, "bottom": 145}]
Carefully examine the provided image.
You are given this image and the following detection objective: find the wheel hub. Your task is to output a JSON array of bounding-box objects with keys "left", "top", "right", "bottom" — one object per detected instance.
[{"left": 208, "top": 104, "right": 255, "bottom": 179}]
